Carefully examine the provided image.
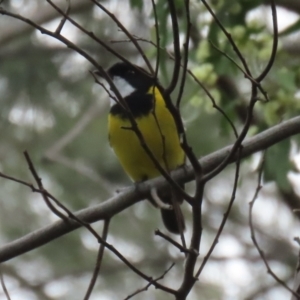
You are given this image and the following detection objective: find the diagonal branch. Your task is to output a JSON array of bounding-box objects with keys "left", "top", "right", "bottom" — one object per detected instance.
[{"left": 1, "top": 116, "right": 300, "bottom": 262}]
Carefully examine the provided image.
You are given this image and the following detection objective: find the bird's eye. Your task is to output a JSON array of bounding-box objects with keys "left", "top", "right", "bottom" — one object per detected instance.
[{"left": 127, "top": 70, "right": 135, "bottom": 75}]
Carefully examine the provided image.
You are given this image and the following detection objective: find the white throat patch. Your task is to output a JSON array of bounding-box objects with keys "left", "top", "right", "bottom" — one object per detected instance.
[{"left": 110, "top": 76, "right": 136, "bottom": 107}]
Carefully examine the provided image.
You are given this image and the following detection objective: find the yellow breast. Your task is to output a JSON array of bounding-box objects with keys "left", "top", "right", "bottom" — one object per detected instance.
[{"left": 108, "top": 86, "right": 185, "bottom": 182}]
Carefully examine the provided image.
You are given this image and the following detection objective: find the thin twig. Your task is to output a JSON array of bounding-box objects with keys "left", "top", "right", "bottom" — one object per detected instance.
[
  {"left": 90, "top": 70, "right": 120, "bottom": 106},
  {"left": 249, "top": 153, "right": 300, "bottom": 299},
  {"left": 165, "top": 0, "right": 181, "bottom": 95},
  {"left": 24, "top": 151, "right": 68, "bottom": 221},
  {"left": 124, "top": 263, "right": 175, "bottom": 300},
  {"left": 84, "top": 219, "right": 110, "bottom": 300},
  {"left": 201, "top": 0, "right": 252, "bottom": 77},
  {"left": 291, "top": 237, "right": 300, "bottom": 300},
  {"left": 155, "top": 229, "right": 190, "bottom": 254},
  {"left": 176, "top": 0, "right": 191, "bottom": 108},
  {"left": 255, "top": 0, "right": 278, "bottom": 82},
  {"left": 0, "top": 269, "right": 11, "bottom": 300},
  {"left": 196, "top": 147, "right": 242, "bottom": 277},
  {"left": 209, "top": 40, "right": 269, "bottom": 102},
  {"left": 201, "top": 86, "right": 256, "bottom": 183},
  {"left": 46, "top": 0, "right": 133, "bottom": 67},
  {"left": 186, "top": 68, "right": 238, "bottom": 138},
  {"left": 0, "top": 171, "right": 34, "bottom": 189},
  {"left": 0, "top": 7, "right": 106, "bottom": 81},
  {"left": 176, "top": 183, "right": 204, "bottom": 299},
  {"left": 151, "top": 0, "right": 160, "bottom": 80}
]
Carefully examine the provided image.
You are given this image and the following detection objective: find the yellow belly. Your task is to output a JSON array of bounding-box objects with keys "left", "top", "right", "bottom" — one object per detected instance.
[{"left": 108, "top": 87, "right": 185, "bottom": 182}]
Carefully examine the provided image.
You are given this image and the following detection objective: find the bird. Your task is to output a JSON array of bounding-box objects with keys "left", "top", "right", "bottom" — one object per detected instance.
[{"left": 99, "top": 62, "right": 185, "bottom": 234}]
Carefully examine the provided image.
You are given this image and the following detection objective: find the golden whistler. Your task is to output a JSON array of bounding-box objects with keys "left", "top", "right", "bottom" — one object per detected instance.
[{"left": 102, "top": 62, "right": 185, "bottom": 234}]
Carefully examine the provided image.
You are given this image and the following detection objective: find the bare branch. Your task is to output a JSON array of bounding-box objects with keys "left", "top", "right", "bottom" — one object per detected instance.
[{"left": 1, "top": 115, "right": 300, "bottom": 263}]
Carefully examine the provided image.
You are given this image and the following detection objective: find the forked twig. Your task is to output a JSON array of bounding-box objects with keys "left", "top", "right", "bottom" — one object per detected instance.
[
  {"left": 124, "top": 263, "right": 175, "bottom": 300},
  {"left": 55, "top": 0, "right": 70, "bottom": 34}
]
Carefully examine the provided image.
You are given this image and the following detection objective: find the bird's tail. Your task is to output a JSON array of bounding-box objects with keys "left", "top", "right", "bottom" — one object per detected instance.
[
  {"left": 161, "top": 203, "right": 185, "bottom": 234},
  {"left": 158, "top": 186, "right": 185, "bottom": 234}
]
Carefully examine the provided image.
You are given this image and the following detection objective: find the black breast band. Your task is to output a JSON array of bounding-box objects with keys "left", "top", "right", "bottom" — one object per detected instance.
[{"left": 110, "top": 92, "right": 154, "bottom": 119}]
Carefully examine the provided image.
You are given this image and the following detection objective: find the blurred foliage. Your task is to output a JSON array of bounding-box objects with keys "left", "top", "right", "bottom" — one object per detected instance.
[{"left": 0, "top": 0, "right": 300, "bottom": 299}]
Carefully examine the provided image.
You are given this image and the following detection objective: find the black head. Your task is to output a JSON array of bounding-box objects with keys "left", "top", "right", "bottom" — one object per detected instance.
[{"left": 107, "top": 62, "right": 155, "bottom": 97}]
